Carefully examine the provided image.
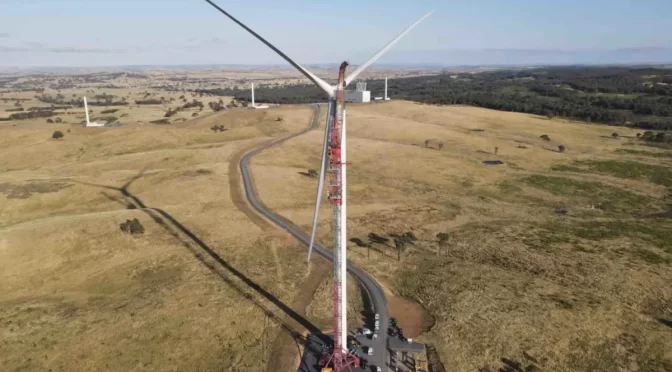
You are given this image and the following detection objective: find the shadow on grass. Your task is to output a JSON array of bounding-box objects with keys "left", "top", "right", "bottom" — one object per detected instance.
[
  {"left": 297, "top": 171, "right": 316, "bottom": 178},
  {"left": 658, "top": 318, "right": 672, "bottom": 328},
  {"left": 349, "top": 237, "right": 388, "bottom": 258},
  {"left": 75, "top": 172, "right": 325, "bottom": 345}
]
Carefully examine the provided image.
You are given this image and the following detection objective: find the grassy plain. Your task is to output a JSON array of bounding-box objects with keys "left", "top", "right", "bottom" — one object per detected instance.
[
  {"left": 2, "top": 67, "right": 672, "bottom": 372},
  {"left": 252, "top": 100, "right": 672, "bottom": 372},
  {"left": 0, "top": 104, "right": 330, "bottom": 372}
]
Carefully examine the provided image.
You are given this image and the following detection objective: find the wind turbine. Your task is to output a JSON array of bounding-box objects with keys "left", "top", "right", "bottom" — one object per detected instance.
[{"left": 203, "top": 1, "right": 431, "bottom": 371}]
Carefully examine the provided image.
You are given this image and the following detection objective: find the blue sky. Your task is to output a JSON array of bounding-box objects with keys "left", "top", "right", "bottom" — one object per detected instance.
[{"left": 1, "top": 0, "right": 671, "bottom": 67}]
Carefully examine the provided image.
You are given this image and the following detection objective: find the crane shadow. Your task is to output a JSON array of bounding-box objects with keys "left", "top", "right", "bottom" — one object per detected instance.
[{"left": 74, "top": 171, "right": 326, "bottom": 344}]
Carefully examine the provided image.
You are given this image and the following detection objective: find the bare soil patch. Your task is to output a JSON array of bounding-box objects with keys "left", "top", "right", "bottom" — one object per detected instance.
[{"left": 388, "top": 295, "right": 435, "bottom": 338}]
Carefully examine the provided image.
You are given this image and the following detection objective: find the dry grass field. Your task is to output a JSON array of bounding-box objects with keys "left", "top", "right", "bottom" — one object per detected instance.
[
  {"left": 2, "top": 86, "right": 672, "bottom": 372},
  {"left": 251, "top": 100, "right": 672, "bottom": 372},
  {"left": 0, "top": 105, "right": 332, "bottom": 372}
]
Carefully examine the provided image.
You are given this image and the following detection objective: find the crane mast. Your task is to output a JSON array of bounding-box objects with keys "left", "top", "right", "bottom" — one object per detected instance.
[{"left": 321, "top": 61, "right": 356, "bottom": 372}]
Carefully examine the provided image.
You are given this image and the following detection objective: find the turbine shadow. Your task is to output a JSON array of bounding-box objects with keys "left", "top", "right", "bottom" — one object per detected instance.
[{"left": 74, "top": 173, "right": 325, "bottom": 343}]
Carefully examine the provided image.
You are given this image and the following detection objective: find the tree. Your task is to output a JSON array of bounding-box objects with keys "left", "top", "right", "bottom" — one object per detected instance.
[{"left": 52, "top": 131, "right": 64, "bottom": 139}]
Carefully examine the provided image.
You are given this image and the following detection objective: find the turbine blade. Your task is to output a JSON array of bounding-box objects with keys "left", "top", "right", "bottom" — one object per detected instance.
[
  {"left": 308, "top": 101, "right": 333, "bottom": 261},
  {"left": 344, "top": 11, "right": 433, "bottom": 86},
  {"left": 204, "top": 0, "right": 334, "bottom": 97}
]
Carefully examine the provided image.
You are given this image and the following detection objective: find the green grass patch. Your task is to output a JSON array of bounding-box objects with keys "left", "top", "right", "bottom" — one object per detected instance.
[
  {"left": 615, "top": 149, "right": 671, "bottom": 158},
  {"left": 634, "top": 248, "right": 671, "bottom": 265},
  {"left": 549, "top": 220, "right": 672, "bottom": 253},
  {"left": 553, "top": 160, "right": 672, "bottom": 187},
  {"left": 498, "top": 180, "right": 523, "bottom": 194},
  {"left": 551, "top": 164, "right": 584, "bottom": 172},
  {"left": 521, "top": 175, "right": 653, "bottom": 214},
  {"left": 580, "top": 160, "right": 672, "bottom": 186},
  {"left": 523, "top": 230, "right": 575, "bottom": 250},
  {"left": 640, "top": 141, "right": 672, "bottom": 150}
]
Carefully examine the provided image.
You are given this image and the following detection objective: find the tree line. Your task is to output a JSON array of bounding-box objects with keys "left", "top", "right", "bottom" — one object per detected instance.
[{"left": 194, "top": 66, "right": 672, "bottom": 130}]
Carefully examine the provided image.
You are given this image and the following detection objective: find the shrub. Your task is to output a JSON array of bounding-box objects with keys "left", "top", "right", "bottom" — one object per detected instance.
[
  {"left": 540, "top": 134, "right": 551, "bottom": 141},
  {"left": 612, "top": 132, "right": 619, "bottom": 138},
  {"left": 52, "top": 131, "right": 64, "bottom": 139},
  {"left": 636, "top": 133, "right": 642, "bottom": 138},
  {"left": 101, "top": 109, "right": 119, "bottom": 114},
  {"left": 120, "top": 218, "right": 145, "bottom": 234},
  {"left": 96, "top": 116, "right": 118, "bottom": 123},
  {"left": 47, "top": 118, "right": 54, "bottom": 123},
  {"left": 558, "top": 144, "right": 566, "bottom": 153},
  {"left": 192, "top": 112, "right": 199, "bottom": 117}
]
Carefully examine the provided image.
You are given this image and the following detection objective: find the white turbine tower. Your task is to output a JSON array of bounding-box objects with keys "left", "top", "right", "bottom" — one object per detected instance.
[
  {"left": 249, "top": 82, "right": 268, "bottom": 109},
  {"left": 83, "top": 96, "right": 104, "bottom": 127},
  {"left": 203, "top": 1, "right": 431, "bottom": 371},
  {"left": 84, "top": 96, "right": 91, "bottom": 126}
]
